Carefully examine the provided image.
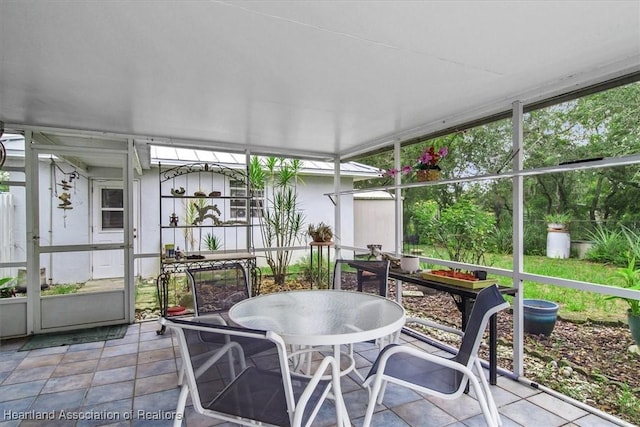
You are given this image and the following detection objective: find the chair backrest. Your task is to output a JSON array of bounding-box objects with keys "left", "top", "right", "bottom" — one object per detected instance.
[
  {"left": 186, "top": 263, "right": 250, "bottom": 316},
  {"left": 333, "top": 259, "right": 390, "bottom": 296},
  {"left": 455, "top": 284, "right": 510, "bottom": 368},
  {"left": 166, "top": 317, "right": 298, "bottom": 426}
]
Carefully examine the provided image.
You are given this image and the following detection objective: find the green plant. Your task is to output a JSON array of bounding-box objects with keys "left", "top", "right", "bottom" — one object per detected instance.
[
  {"left": 250, "top": 156, "right": 305, "bottom": 286},
  {"left": 41, "top": 283, "right": 81, "bottom": 296},
  {"left": 411, "top": 200, "right": 439, "bottom": 245},
  {"left": 544, "top": 213, "right": 571, "bottom": 226},
  {"left": 203, "top": 233, "right": 223, "bottom": 251},
  {"left": 606, "top": 252, "right": 640, "bottom": 316},
  {"left": 586, "top": 225, "right": 628, "bottom": 266},
  {"left": 422, "top": 199, "right": 495, "bottom": 267},
  {"left": 307, "top": 222, "right": 333, "bottom": 242},
  {"left": 184, "top": 198, "right": 207, "bottom": 253},
  {"left": 0, "top": 277, "right": 16, "bottom": 298}
]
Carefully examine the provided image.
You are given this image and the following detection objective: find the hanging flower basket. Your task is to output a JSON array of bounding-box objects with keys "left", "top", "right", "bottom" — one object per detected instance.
[
  {"left": 416, "top": 168, "right": 441, "bottom": 182},
  {"left": 381, "top": 145, "right": 447, "bottom": 183}
]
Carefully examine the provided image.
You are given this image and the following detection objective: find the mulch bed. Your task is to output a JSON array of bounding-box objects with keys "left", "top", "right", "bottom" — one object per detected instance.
[{"left": 398, "top": 286, "right": 639, "bottom": 423}]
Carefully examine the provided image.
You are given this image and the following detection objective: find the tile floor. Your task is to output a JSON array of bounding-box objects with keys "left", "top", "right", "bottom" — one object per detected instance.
[{"left": 0, "top": 321, "right": 630, "bottom": 427}]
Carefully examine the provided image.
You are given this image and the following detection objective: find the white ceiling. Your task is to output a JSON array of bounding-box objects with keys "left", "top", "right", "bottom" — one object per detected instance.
[{"left": 1, "top": 1, "right": 639, "bottom": 160}]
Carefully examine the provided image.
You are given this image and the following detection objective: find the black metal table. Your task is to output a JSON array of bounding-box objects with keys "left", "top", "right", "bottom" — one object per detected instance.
[{"left": 387, "top": 269, "right": 517, "bottom": 385}]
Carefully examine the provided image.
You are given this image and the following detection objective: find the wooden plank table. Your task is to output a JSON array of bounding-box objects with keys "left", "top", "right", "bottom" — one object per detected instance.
[{"left": 387, "top": 269, "right": 517, "bottom": 385}]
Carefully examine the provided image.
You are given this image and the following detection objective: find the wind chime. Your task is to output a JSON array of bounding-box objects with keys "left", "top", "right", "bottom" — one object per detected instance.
[
  {"left": 52, "top": 159, "right": 80, "bottom": 227},
  {"left": 0, "top": 121, "right": 6, "bottom": 170}
]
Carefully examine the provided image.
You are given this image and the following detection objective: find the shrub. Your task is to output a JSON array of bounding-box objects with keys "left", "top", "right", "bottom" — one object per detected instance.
[
  {"left": 586, "top": 225, "right": 628, "bottom": 266},
  {"left": 421, "top": 199, "right": 495, "bottom": 266}
]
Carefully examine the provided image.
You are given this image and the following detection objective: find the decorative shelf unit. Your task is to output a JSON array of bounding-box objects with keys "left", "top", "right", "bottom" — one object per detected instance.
[{"left": 156, "top": 162, "right": 260, "bottom": 333}]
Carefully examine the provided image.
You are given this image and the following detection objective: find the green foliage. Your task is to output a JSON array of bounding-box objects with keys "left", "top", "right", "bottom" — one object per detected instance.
[
  {"left": 491, "top": 223, "right": 513, "bottom": 254},
  {"left": 0, "top": 277, "right": 16, "bottom": 298},
  {"left": 616, "top": 384, "right": 640, "bottom": 420},
  {"left": 421, "top": 199, "right": 495, "bottom": 266},
  {"left": 523, "top": 225, "right": 547, "bottom": 256},
  {"left": 183, "top": 198, "right": 207, "bottom": 252},
  {"left": 585, "top": 225, "right": 628, "bottom": 266},
  {"left": 249, "top": 156, "right": 305, "bottom": 285},
  {"left": 203, "top": 233, "right": 223, "bottom": 251},
  {"left": 410, "top": 200, "right": 438, "bottom": 245},
  {"left": 606, "top": 252, "right": 640, "bottom": 316},
  {"left": 41, "top": 284, "right": 81, "bottom": 296},
  {"left": 294, "top": 254, "right": 332, "bottom": 289},
  {"left": 544, "top": 212, "right": 571, "bottom": 226},
  {"left": 0, "top": 171, "right": 9, "bottom": 192}
]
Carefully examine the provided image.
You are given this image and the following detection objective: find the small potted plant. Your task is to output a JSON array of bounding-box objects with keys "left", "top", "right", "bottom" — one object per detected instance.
[
  {"left": 308, "top": 222, "right": 333, "bottom": 243},
  {"left": 606, "top": 253, "right": 640, "bottom": 348}
]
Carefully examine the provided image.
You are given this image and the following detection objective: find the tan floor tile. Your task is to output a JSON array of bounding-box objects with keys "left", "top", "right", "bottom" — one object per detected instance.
[
  {"left": 60, "top": 348, "right": 103, "bottom": 363},
  {"left": 134, "top": 372, "right": 179, "bottom": 396},
  {"left": 137, "top": 347, "right": 175, "bottom": 364},
  {"left": 97, "top": 353, "right": 138, "bottom": 370},
  {"left": 3, "top": 365, "right": 56, "bottom": 385},
  {"left": 52, "top": 359, "right": 98, "bottom": 377},
  {"left": 41, "top": 372, "right": 93, "bottom": 393},
  {"left": 17, "top": 353, "right": 64, "bottom": 369}
]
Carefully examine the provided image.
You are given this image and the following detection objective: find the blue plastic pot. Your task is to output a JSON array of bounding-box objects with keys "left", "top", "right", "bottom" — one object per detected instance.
[{"left": 523, "top": 299, "right": 559, "bottom": 337}]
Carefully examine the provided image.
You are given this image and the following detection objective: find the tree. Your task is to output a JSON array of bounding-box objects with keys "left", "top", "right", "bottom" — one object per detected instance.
[{"left": 249, "top": 156, "right": 305, "bottom": 286}]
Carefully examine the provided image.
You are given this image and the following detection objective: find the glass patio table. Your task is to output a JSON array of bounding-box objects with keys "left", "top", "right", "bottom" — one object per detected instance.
[{"left": 228, "top": 289, "right": 406, "bottom": 378}]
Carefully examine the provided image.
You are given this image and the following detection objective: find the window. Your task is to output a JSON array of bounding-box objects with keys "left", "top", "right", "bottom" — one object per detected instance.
[
  {"left": 101, "top": 188, "right": 123, "bottom": 229},
  {"left": 229, "top": 180, "right": 263, "bottom": 218}
]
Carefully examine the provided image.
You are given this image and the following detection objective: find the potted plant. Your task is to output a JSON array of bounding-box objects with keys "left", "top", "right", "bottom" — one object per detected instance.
[
  {"left": 544, "top": 213, "right": 571, "bottom": 230},
  {"left": 545, "top": 213, "right": 571, "bottom": 259},
  {"left": 381, "top": 145, "right": 449, "bottom": 182},
  {"left": 308, "top": 222, "right": 333, "bottom": 243},
  {"left": 606, "top": 253, "right": 640, "bottom": 347}
]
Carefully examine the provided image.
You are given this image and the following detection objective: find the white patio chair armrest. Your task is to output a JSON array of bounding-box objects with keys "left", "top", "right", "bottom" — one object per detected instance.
[{"left": 406, "top": 317, "right": 464, "bottom": 337}]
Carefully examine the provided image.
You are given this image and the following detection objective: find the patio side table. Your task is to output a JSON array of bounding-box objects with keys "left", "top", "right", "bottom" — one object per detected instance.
[{"left": 309, "top": 241, "right": 333, "bottom": 288}]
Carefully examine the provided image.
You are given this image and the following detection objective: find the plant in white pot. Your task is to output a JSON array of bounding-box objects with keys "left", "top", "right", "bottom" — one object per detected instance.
[
  {"left": 606, "top": 253, "right": 640, "bottom": 350},
  {"left": 544, "top": 212, "right": 571, "bottom": 230},
  {"left": 545, "top": 213, "right": 571, "bottom": 258}
]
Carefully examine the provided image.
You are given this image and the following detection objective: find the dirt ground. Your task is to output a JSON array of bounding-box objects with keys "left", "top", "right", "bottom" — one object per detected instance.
[{"left": 398, "top": 287, "right": 640, "bottom": 423}]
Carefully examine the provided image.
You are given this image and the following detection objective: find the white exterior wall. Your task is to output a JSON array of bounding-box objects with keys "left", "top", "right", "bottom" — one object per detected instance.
[{"left": 5, "top": 160, "right": 358, "bottom": 281}]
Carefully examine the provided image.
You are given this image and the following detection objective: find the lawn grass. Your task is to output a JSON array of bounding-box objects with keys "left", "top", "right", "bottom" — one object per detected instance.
[
  {"left": 134, "top": 250, "right": 631, "bottom": 322},
  {"left": 411, "top": 246, "right": 629, "bottom": 322}
]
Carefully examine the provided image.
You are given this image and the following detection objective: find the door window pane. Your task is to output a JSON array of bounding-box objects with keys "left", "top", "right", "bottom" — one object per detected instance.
[
  {"left": 101, "top": 189, "right": 123, "bottom": 208},
  {"left": 101, "top": 188, "right": 123, "bottom": 230}
]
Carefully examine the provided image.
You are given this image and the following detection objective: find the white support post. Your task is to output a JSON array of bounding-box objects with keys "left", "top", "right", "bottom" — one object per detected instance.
[
  {"left": 394, "top": 141, "right": 403, "bottom": 304},
  {"left": 24, "top": 129, "right": 38, "bottom": 334},
  {"left": 334, "top": 155, "right": 341, "bottom": 261},
  {"left": 512, "top": 100, "right": 525, "bottom": 376},
  {"left": 125, "top": 139, "right": 135, "bottom": 323}
]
